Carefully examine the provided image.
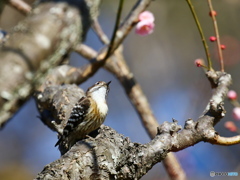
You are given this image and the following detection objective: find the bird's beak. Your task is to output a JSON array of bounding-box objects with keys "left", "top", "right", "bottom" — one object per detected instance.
[{"left": 106, "top": 81, "right": 111, "bottom": 86}]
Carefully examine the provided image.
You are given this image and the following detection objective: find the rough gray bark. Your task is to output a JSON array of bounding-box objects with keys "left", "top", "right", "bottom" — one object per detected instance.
[{"left": 35, "top": 125, "right": 172, "bottom": 180}]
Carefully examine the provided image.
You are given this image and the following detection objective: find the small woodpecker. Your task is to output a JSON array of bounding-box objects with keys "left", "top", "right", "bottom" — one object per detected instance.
[{"left": 55, "top": 81, "right": 111, "bottom": 148}]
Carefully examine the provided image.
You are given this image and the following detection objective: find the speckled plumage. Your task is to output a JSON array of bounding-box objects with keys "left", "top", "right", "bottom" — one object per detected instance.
[{"left": 55, "top": 81, "right": 110, "bottom": 148}]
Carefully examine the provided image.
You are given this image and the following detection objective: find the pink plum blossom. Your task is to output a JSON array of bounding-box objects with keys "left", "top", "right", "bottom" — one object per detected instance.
[
  {"left": 233, "top": 107, "right": 240, "bottom": 120},
  {"left": 138, "top": 11, "right": 155, "bottom": 22},
  {"left": 135, "top": 20, "right": 155, "bottom": 36},
  {"left": 224, "top": 121, "right": 237, "bottom": 132},
  {"left": 227, "top": 90, "right": 237, "bottom": 100},
  {"left": 135, "top": 11, "right": 155, "bottom": 36}
]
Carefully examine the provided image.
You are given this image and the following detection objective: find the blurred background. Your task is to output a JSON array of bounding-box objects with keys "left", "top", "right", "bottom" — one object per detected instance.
[{"left": 1, "top": 0, "right": 240, "bottom": 179}]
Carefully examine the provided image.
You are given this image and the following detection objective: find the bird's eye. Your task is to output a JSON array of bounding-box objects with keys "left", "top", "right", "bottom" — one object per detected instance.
[{"left": 95, "top": 82, "right": 100, "bottom": 85}]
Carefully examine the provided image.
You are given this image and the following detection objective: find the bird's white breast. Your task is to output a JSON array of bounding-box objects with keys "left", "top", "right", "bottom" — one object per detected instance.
[{"left": 90, "top": 86, "right": 108, "bottom": 115}]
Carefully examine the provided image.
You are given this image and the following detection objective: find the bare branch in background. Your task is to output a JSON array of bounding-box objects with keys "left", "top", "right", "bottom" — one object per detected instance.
[
  {"left": 6, "top": 0, "right": 31, "bottom": 15},
  {"left": 92, "top": 18, "right": 109, "bottom": 44}
]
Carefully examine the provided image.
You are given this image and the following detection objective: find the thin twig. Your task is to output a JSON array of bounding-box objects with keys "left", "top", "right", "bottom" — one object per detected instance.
[
  {"left": 105, "top": 0, "right": 124, "bottom": 59},
  {"left": 210, "top": 135, "right": 240, "bottom": 145},
  {"left": 207, "top": 0, "right": 224, "bottom": 72},
  {"left": 186, "top": 0, "right": 213, "bottom": 71},
  {"left": 92, "top": 19, "right": 109, "bottom": 44}
]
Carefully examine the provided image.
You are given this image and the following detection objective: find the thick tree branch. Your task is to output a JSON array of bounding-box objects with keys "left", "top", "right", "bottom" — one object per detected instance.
[
  {"left": 0, "top": 0, "right": 101, "bottom": 128},
  {"left": 171, "top": 71, "right": 232, "bottom": 151},
  {"left": 35, "top": 124, "right": 181, "bottom": 180}
]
